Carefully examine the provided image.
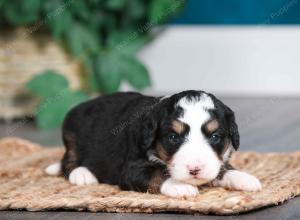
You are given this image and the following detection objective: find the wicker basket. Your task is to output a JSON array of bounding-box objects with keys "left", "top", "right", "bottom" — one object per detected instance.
[{"left": 0, "top": 28, "right": 83, "bottom": 119}]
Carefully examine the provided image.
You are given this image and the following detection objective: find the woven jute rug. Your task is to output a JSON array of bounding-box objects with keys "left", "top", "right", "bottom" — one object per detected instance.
[{"left": 0, "top": 138, "right": 300, "bottom": 215}]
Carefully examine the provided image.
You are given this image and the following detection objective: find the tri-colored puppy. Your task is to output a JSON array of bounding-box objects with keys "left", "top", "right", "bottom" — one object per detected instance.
[{"left": 46, "top": 90, "right": 261, "bottom": 197}]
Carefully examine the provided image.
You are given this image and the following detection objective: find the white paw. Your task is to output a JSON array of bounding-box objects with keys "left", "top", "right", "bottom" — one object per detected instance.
[
  {"left": 160, "top": 178, "right": 199, "bottom": 197},
  {"left": 45, "top": 162, "right": 61, "bottom": 176},
  {"left": 69, "top": 167, "right": 98, "bottom": 186},
  {"left": 216, "top": 170, "right": 262, "bottom": 192}
]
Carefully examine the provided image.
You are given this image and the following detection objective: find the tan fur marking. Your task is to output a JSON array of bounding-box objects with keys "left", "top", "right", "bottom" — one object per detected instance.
[
  {"left": 206, "top": 119, "right": 219, "bottom": 133},
  {"left": 156, "top": 143, "right": 169, "bottom": 163},
  {"left": 148, "top": 169, "right": 166, "bottom": 194},
  {"left": 220, "top": 138, "right": 233, "bottom": 161},
  {"left": 213, "top": 138, "right": 232, "bottom": 161},
  {"left": 171, "top": 120, "right": 185, "bottom": 134}
]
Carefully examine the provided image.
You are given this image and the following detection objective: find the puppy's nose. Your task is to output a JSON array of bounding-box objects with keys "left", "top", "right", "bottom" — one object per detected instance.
[{"left": 188, "top": 167, "right": 201, "bottom": 176}]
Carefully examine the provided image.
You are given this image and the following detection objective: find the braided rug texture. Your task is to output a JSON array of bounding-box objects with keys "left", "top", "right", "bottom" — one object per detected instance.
[{"left": 0, "top": 138, "right": 300, "bottom": 215}]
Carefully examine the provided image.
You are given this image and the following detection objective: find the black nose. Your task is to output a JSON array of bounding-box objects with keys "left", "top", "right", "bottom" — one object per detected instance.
[{"left": 189, "top": 168, "right": 201, "bottom": 176}]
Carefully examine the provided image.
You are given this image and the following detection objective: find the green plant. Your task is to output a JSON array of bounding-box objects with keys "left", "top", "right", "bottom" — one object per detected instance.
[
  {"left": 0, "top": 0, "right": 184, "bottom": 128},
  {"left": 26, "top": 70, "right": 88, "bottom": 129}
]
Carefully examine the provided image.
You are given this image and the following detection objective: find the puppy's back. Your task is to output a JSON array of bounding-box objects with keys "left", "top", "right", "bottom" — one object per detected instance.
[{"left": 61, "top": 92, "right": 157, "bottom": 183}]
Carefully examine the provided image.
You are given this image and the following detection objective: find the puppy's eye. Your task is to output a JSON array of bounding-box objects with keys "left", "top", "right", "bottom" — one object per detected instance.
[
  {"left": 168, "top": 133, "right": 181, "bottom": 144},
  {"left": 210, "top": 134, "right": 221, "bottom": 143}
]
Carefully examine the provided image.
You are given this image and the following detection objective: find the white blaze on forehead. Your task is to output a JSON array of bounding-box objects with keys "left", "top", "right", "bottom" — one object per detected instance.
[
  {"left": 169, "top": 93, "right": 221, "bottom": 183},
  {"left": 176, "top": 93, "right": 214, "bottom": 125}
]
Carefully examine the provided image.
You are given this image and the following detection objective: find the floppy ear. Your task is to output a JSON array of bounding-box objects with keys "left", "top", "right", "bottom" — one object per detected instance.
[
  {"left": 225, "top": 108, "right": 240, "bottom": 150},
  {"left": 139, "top": 99, "right": 171, "bottom": 152},
  {"left": 140, "top": 114, "right": 158, "bottom": 152},
  {"left": 138, "top": 98, "right": 172, "bottom": 152}
]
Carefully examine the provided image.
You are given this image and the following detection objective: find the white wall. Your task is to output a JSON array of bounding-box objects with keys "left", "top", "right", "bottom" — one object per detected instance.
[{"left": 138, "top": 26, "right": 300, "bottom": 96}]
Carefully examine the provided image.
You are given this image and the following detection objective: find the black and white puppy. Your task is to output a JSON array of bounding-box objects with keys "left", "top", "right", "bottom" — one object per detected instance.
[{"left": 46, "top": 90, "right": 261, "bottom": 197}]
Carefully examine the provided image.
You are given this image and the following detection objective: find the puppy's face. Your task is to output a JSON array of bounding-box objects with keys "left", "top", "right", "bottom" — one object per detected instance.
[{"left": 152, "top": 91, "right": 239, "bottom": 185}]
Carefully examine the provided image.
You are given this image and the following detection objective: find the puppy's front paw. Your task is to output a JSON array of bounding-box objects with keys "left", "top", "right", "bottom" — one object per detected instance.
[
  {"left": 215, "top": 170, "right": 262, "bottom": 192},
  {"left": 69, "top": 167, "right": 98, "bottom": 186},
  {"left": 160, "top": 178, "right": 199, "bottom": 197}
]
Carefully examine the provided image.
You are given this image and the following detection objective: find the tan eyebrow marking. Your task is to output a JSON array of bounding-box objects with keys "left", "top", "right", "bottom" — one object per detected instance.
[
  {"left": 205, "top": 119, "right": 219, "bottom": 133},
  {"left": 171, "top": 120, "right": 186, "bottom": 134}
]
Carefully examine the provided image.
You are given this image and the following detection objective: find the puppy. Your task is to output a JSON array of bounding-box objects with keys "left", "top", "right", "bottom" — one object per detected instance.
[{"left": 46, "top": 90, "right": 261, "bottom": 197}]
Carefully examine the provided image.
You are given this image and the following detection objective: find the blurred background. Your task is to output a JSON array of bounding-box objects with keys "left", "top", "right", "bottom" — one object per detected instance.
[{"left": 0, "top": 0, "right": 300, "bottom": 152}]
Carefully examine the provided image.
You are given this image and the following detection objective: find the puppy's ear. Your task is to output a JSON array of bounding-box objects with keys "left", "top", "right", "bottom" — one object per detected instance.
[
  {"left": 225, "top": 108, "right": 240, "bottom": 150},
  {"left": 140, "top": 114, "right": 158, "bottom": 151},
  {"left": 139, "top": 100, "right": 170, "bottom": 152},
  {"left": 139, "top": 98, "right": 172, "bottom": 152}
]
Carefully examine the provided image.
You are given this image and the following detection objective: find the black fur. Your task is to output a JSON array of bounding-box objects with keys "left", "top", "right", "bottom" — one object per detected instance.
[{"left": 61, "top": 90, "right": 239, "bottom": 192}]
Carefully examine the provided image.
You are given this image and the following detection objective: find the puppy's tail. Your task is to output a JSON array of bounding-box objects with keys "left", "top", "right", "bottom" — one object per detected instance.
[{"left": 45, "top": 162, "right": 62, "bottom": 176}]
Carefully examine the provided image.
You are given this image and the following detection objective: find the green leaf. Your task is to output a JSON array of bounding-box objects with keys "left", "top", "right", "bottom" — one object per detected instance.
[
  {"left": 107, "top": 31, "right": 148, "bottom": 55},
  {"left": 101, "top": 12, "right": 117, "bottom": 33},
  {"left": 94, "top": 52, "right": 123, "bottom": 93},
  {"left": 69, "top": 0, "right": 90, "bottom": 20},
  {"left": 36, "top": 90, "right": 88, "bottom": 129},
  {"left": 126, "top": 0, "right": 146, "bottom": 19},
  {"left": 105, "top": 0, "right": 126, "bottom": 10},
  {"left": 26, "top": 70, "right": 69, "bottom": 98},
  {"left": 22, "top": 0, "right": 41, "bottom": 12},
  {"left": 122, "top": 56, "right": 151, "bottom": 90},
  {"left": 46, "top": 9, "right": 72, "bottom": 40},
  {"left": 94, "top": 51, "right": 150, "bottom": 93},
  {"left": 41, "top": 0, "right": 63, "bottom": 14},
  {"left": 0, "top": 0, "right": 5, "bottom": 7},
  {"left": 86, "top": 11, "right": 105, "bottom": 31},
  {"left": 3, "top": 0, "right": 41, "bottom": 25},
  {"left": 66, "top": 23, "right": 100, "bottom": 57},
  {"left": 149, "top": 0, "right": 184, "bottom": 24}
]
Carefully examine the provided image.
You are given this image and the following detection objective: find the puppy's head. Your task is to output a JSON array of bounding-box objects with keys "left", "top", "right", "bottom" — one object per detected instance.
[{"left": 142, "top": 90, "right": 239, "bottom": 185}]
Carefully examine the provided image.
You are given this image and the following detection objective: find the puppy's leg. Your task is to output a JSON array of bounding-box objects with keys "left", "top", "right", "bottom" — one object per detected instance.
[
  {"left": 121, "top": 160, "right": 198, "bottom": 197},
  {"left": 213, "top": 164, "right": 262, "bottom": 191},
  {"left": 68, "top": 167, "right": 98, "bottom": 186},
  {"left": 160, "top": 178, "right": 199, "bottom": 197},
  {"left": 120, "top": 160, "right": 167, "bottom": 193},
  {"left": 61, "top": 132, "right": 79, "bottom": 177},
  {"left": 61, "top": 132, "right": 98, "bottom": 185}
]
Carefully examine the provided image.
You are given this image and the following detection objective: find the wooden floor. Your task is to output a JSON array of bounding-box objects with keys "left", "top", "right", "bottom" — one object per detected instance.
[{"left": 1, "top": 97, "right": 300, "bottom": 220}]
